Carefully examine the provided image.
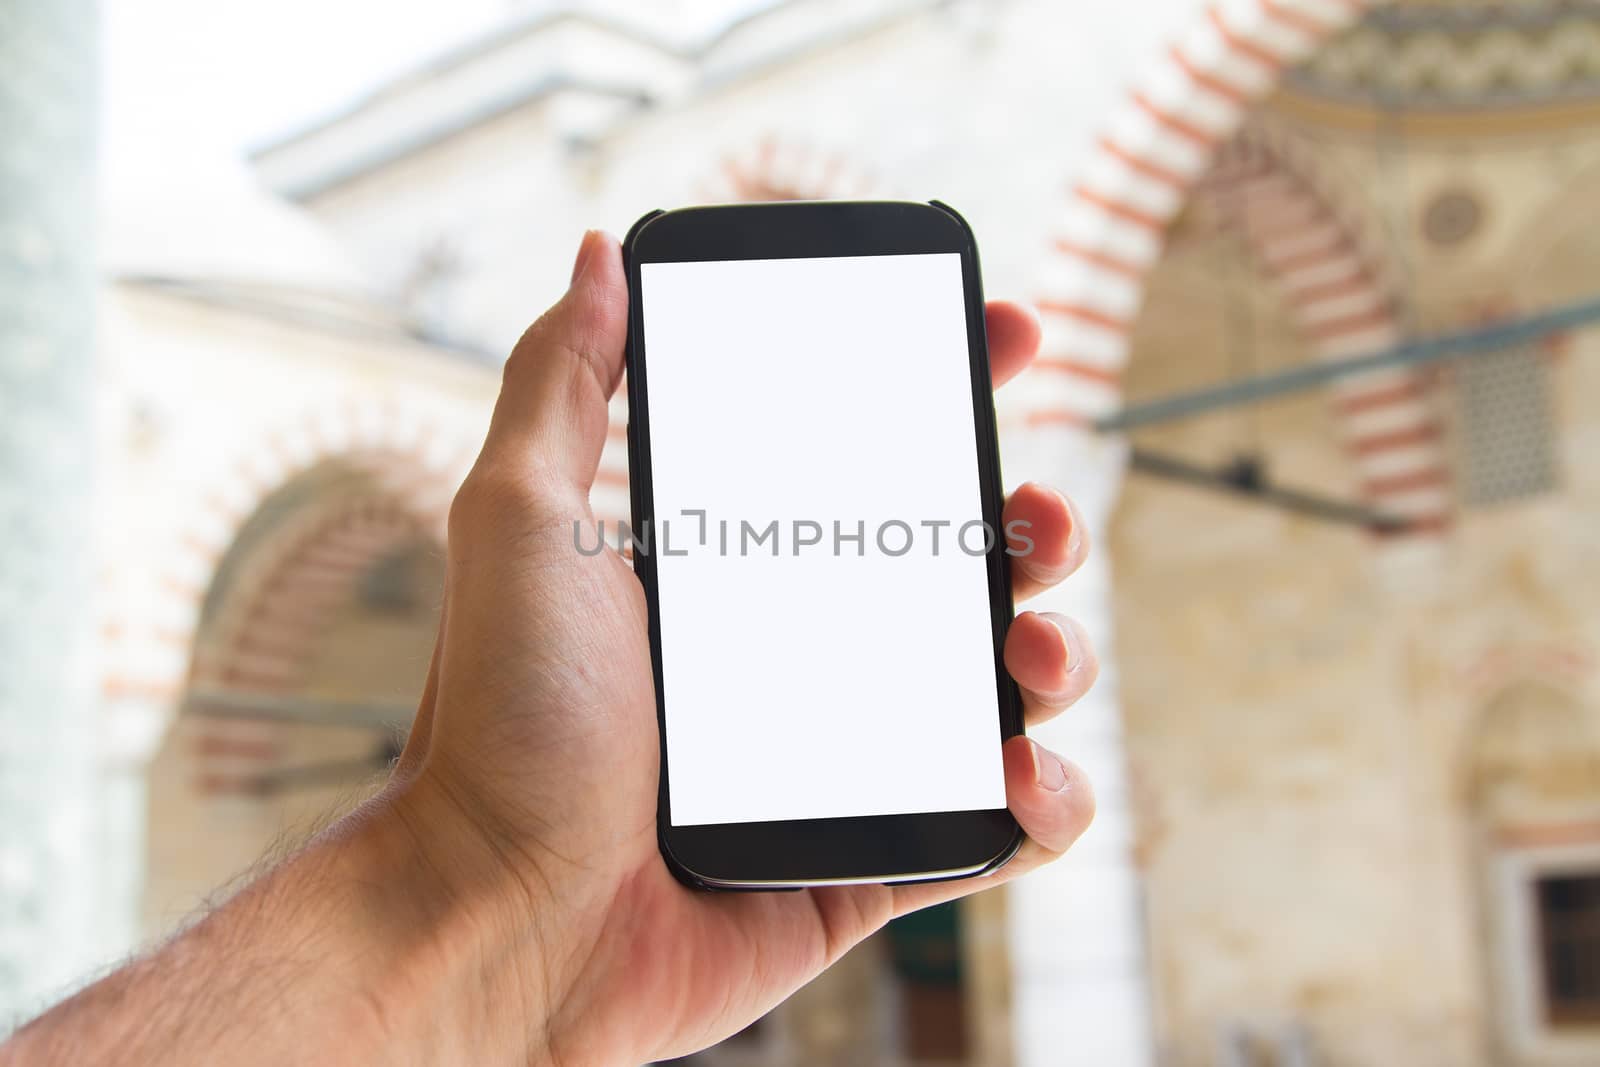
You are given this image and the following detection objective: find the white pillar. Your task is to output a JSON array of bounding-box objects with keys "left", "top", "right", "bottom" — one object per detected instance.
[
  {"left": 1004, "top": 428, "right": 1154, "bottom": 1067},
  {"left": 0, "top": 0, "right": 102, "bottom": 1026},
  {"left": 95, "top": 696, "right": 173, "bottom": 964}
]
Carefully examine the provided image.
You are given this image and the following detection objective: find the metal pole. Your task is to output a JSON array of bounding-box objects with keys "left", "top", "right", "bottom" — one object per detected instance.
[
  {"left": 1128, "top": 448, "right": 1409, "bottom": 532},
  {"left": 1096, "top": 294, "right": 1600, "bottom": 433},
  {"left": 0, "top": 0, "right": 101, "bottom": 1024}
]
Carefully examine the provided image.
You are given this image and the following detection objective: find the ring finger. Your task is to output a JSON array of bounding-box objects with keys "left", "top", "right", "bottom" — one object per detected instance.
[{"left": 1004, "top": 610, "right": 1098, "bottom": 727}]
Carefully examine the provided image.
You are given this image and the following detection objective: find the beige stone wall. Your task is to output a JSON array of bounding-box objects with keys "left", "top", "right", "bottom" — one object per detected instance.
[{"left": 1111, "top": 107, "right": 1600, "bottom": 1065}]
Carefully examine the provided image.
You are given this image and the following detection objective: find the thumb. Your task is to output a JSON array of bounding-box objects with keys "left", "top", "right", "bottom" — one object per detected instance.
[{"left": 479, "top": 229, "right": 628, "bottom": 494}]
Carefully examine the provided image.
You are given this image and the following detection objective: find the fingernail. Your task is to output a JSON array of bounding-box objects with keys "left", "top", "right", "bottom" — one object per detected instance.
[
  {"left": 570, "top": 229, "right": 599, "bottom": 285},
  {"left": 1053, "top": 615, "right": 1088, "bottom": 676},
  {"left": 1061, "top": 491, "right": 1084, "bottom": 560},
  {"left": 1017, "top": 483, "right": 1077, "bottom": 582},
  {"left": 1031, "top": 740, "right": 1068, "bottom": 792}
]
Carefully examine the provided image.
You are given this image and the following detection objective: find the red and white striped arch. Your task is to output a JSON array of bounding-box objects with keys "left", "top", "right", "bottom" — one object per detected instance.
[
  {"left": 101, "top": 398, "right": 474, "bottom": 729},
  {"left": 1200, "top": 133, "right": 1451, "bottom": 531},
  {"left": 1018, "top": 0, "right": 1449, "bottom": 534},
  {"left": 186, "top": 489, "right": 437, "bottom": 794},
  {"left": 693, "top": 135, "right": 883, "bottom": 205}
]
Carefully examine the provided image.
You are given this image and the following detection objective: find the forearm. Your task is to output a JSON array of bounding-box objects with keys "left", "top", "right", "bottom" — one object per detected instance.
[{"left": 2, "top": 783, "right": 547, "bottom": 1067}]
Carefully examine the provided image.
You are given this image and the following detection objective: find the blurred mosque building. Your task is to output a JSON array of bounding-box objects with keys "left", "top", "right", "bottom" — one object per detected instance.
[{"left": 10, "top": 0, "right": 1600, "bottom": 1064}]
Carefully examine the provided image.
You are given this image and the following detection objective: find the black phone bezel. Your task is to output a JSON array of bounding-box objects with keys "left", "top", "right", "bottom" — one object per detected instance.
[{"left": 622, "top": 200, "right": 1025, "bottom": 889}]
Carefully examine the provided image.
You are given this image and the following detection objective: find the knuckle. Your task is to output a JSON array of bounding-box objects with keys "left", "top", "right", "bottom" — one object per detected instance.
[
  {"left": 504, "top": 315, "right": 554, "bottom": 385},
  {"left": 447, "top": 465, "right": 581, "bottom": 555},
  {"left": 446, "top": 475, "right": 499, "bottom": 542},
  {"left": 448, "top": 468, "right": 537, "bottom": 538},
  {"left": 505, "top": 308, "right": 613, "bottom": 400}
]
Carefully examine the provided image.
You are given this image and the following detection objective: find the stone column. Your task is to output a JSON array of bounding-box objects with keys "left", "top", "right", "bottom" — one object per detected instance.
[
  {"left": 0, "top": 0, "right": 102, "bottom": 1027},
  {"left": 1002, "top": 429, "right": 1155, "bottom": 1067},
  {"left": 96, "top": 696, "right": 172, "bottom": 965}
]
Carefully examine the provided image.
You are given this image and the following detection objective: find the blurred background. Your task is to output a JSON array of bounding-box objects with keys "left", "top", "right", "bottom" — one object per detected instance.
[{"left": 4, "top": 0, "right": 1600, "bottom": 1063}]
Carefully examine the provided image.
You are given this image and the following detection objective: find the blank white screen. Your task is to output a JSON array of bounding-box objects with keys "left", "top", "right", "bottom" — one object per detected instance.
[{"left": 641, "top": 253, "right": 1007, "bottom": 827}]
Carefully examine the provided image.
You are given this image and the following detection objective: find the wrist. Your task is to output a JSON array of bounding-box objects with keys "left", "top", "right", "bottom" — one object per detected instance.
[{"left": 345, "top": 776, "right": 558, "bottom": 1066}]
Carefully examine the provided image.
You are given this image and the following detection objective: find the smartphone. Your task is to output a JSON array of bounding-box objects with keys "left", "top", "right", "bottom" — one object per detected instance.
[{"left": 623, "top": 200, "right": 1023, "bottom": 889}]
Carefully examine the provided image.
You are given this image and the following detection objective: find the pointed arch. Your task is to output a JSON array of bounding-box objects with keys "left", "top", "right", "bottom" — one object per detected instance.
[
  {"left": 1199, "top": 130, "right": 1451, "bottom": 531},
  {"left": 100, "top": 398, "right": 474, "bottom": 739},
  {"left": 183, "top": 464, "right": 445, "bottom": 793},
  {"left": 1013, "top": 0, "right": 1453, "bottom": 538}
]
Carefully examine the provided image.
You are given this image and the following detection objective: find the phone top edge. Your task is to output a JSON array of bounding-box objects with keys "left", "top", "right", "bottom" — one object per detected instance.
[
  {"left": 926, "top": 199, "right": 978, "bottom": 240},
  {"left": 622, "top": 207, "right": 666, "bottom": 252},
  {"left": 647, "top": 197, "right": 950, "bottom": 212},
  {"left": 627, "top": 200, "right": 973, "bottom": 263}
]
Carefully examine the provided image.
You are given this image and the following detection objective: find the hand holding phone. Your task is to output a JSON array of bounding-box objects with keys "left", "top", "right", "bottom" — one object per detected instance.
[{"left": 391, "top": 226, "right": 1098, "bottom": 1063}]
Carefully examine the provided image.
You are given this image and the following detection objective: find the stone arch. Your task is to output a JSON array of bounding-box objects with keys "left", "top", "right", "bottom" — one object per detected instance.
[
  {"left": 999, "top": 6, "right": 1411, "bottom": 1062},
  {"left": 131, "top": 410, "right": 469, "bottom": 929},
  {"left": 695, "top": 134, "right": 883, "bottom": 204},
  {"left": 1466, "top": 679, "right": 1600, "bottom": 822},
  {"left": 1198, "top": 130, "right": 1452, "bottom": 532},
  {"left": 183, "top": 461, "right": 447, "bottom": 794},
  {"left": 1013, "top": 0, "right": 1455, "bottom": 537},
  {"left": 100, "top": 398, "right": 474, "bottom": 752},
  {"left": 141, "top": 461, "right": 449, "bottom": 929},
  {"left": 1453, "top": 641, "right": 1598, "bottom": 819},
  {"left": 1461, "top": 676, "right": 1600, "bottom": 1061},
  {"left": 1461, "top": 640, "right": 1595, "bottom": 706}
]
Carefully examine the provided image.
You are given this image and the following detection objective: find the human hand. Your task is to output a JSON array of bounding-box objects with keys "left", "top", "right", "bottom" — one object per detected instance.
[{"left": 385, "top": 229, "right": 1099, "bottom": 1066}]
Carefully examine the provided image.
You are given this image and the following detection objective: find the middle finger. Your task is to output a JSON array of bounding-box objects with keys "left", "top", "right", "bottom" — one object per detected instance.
[
  {"left": 1003, "top": 482, "right": 1087, "bottom": 603},
  {"left": 1004, "top": 610, "right": 1098, "bottom": 727}
]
